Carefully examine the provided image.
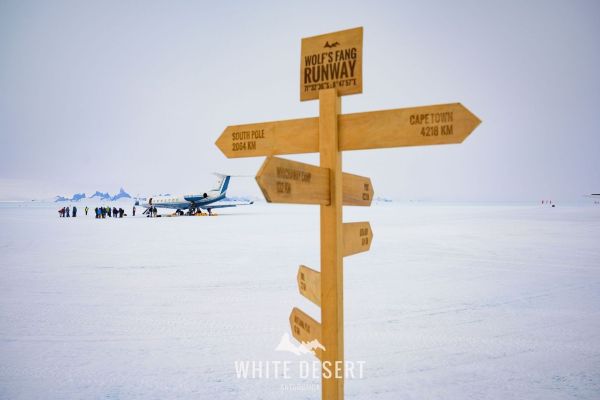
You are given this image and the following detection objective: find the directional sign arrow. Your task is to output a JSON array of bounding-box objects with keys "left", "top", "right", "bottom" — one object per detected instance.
[
  {"left": 289, "top": 307, "right": 323, "bottom": 359},
  {"left": 297, "top": 265, "right": 321, "bottom": 306},
  {"left": 216, "top": 117, "right": 318, "bottom": 158},
  {"left": 255, "top": 156, "right": 374, "bottom": 206},
  {"left": 343, "top": 221, "right": 373, "bottom": 257},
  {"left": 216, "top": 103, "right": 480, "bottom": 158},
  {"left": 256, "top": 156, "right": 329, "bottom": 205},
  {"left": 343, "top": 173, "right": 373, "bottom": 206},
  {"left": 339, "top": 102, "right": 481, "bottom": 151}
]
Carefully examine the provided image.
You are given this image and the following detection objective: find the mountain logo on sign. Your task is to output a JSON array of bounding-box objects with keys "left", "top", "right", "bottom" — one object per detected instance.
[
  {"left": 324, "top": 41, "right": 340, "bottom": 48},
  {"left": 275, "top": 332, "right": 325, "bottom": 356}
]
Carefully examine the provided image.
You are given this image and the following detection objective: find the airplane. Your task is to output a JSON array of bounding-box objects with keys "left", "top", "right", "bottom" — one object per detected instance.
[{"left": 136, "top": 174, "right": 253, "bottom": 216}]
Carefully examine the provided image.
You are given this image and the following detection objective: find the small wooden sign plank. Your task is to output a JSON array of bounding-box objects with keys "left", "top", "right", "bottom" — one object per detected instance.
[
  {"left": 343, "top": 221, "right": 373, "bottom": 257},
  {"left": 342, "top": 173, "right": 373, "bottom": 207},
  {"left": 215, "top": 117, "right": 318, "bottom": 159},
  {"left": 339, "top": 102, "right": 481, "bottom": 151},
  {"left": 297, "top": 265, "right": 321, "bottom": 306},
  {"left": 216, "top": 103, "right": 480, "bottom": 158},
  {"left": 289, "top": 307, "right": 324, "bottom": 359},
  {"left": 256, "top": 156, "right": 330, "bottom": 205},
  {"left": 300, "top": 27, "right": 363, "bottom": 101},
  {"left": 255, "top": 156, "right": 374, "bottom": 206}
]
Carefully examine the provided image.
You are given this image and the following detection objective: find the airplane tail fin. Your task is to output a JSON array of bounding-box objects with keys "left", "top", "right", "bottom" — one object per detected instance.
[{"left": 212, "top": 173, "right": 231, "bottom": 195}]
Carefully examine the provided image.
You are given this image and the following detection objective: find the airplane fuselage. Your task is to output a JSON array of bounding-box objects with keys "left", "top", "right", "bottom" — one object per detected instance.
[{"left": 141, "top": 191, "right": 225, "bottom": 210}]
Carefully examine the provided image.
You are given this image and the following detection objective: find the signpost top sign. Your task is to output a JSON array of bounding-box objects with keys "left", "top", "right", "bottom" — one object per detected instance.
[{"left": 300, "top": 27, "right": 363, "bottom": 101}]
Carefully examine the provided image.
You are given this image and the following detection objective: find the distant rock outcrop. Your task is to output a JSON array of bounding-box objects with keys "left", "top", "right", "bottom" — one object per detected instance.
[
  {"left": 110, "top": 188, "right": 131, "bottom": 201},
  {"left": 55, "top": 193, "right": 86, "bottom": 202},
  {"left": 71, "top": 193, "right": 86, "bottom": 202},
  {"left": 54, "top": 189, "right": 132, "bottom": 202},
  {"left": 90, "top": 191, "right": 111, "bottom": 201}
]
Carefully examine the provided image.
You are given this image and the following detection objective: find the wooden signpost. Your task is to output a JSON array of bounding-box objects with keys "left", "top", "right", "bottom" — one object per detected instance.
[{"left": 215, "top": 26, "right": 481, "bottom": 400}]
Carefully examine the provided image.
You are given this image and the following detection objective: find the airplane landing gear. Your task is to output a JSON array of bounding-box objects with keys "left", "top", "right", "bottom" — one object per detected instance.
[{"left": 188, "top": 204, "right": 197, "bottom": 216}]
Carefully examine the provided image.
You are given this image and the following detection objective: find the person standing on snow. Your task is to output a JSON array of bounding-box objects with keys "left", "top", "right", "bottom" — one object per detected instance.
[
  {"left": 72, "top": 206, "right": 77, "bottom": 217},
  {"left": 65, "top": 206, "right": 70, "bottom": 217},
  {"left": 85, "top": 206, "right": 89, "bottom": 216}
]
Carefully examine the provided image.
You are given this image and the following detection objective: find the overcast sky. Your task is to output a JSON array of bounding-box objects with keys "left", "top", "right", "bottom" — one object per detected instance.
[{"left": 1, "top": 0, "right": 598, "bottom": 201}]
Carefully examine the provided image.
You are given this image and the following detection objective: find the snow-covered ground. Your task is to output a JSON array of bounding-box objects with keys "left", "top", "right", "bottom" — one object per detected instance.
[{"left": 0, "top": 202, "right": 599, "bottom": 399}]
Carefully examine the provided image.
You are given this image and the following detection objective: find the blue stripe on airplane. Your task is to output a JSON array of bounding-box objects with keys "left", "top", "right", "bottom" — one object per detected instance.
[{"left": 220, "top": 176, "right": 230, "bottom": 194}]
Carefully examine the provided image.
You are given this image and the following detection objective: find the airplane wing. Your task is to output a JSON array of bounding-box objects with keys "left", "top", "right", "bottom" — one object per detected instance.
[{"left": 200, "top": 199, "right": 254, "bottom": 209}]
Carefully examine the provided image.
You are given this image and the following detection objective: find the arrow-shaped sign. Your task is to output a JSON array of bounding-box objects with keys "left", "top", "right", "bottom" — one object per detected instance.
[
  {"left": 343, "top": 173, "right": 373, "bottom": 207},
  {"left": 256, "top": 156, "right": 374, "bottom": 206},
  {"left": 343, "top": 221, "right": 373, "bottom": 257},
  {"left": 256, "top": 156, "right": 329, "bottom": 205},
  {"left": 297, "top": 265, "right": 321, "bottom": 306},
  {"left": 215, "top": 117, "right": 318, "bottom": 159},
  {"left": 289, "top": 307, "right": 323, "bottom": 359},
  {"left": 339, "top": 103, "right": 481, "bottom": 151},
  {"left": 217, "top": 103, "right": 480, "bottom": 158}
]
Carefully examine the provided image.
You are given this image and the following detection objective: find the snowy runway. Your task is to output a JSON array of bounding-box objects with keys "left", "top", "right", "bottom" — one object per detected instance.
[{"left": 1, "top": 202, "right": 599, "bottom": 399}]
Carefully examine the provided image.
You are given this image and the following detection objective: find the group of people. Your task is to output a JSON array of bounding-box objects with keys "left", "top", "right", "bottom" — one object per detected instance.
[
  {"left": 58, "top": 205, "right": 137, "bottom": 218},
  {"left": 95, "top": 206, "right": 129, "bottom": 219},
  {"left": 58, "top": 206, "right": 77, "bottom": 217}
]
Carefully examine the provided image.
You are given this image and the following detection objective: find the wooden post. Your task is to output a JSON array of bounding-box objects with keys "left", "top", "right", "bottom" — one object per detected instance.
[{"left": 319, "top": 88, "right": 344, "bottom": 399}]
